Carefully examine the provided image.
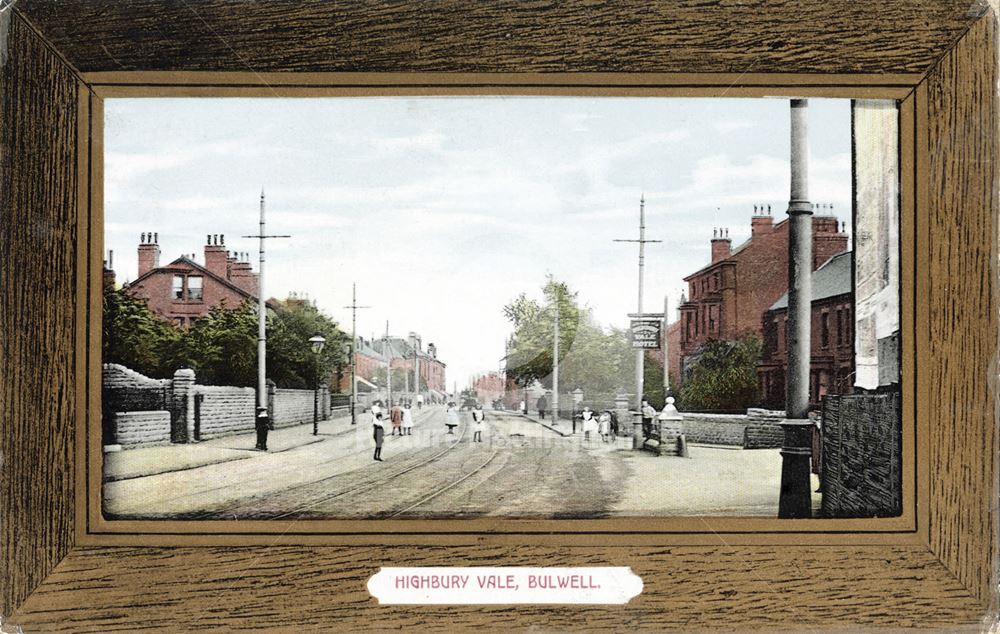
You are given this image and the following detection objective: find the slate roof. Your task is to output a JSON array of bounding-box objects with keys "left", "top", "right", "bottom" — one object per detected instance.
[{"left": 768, "top": 251, "right": 852, "bottom": 311}]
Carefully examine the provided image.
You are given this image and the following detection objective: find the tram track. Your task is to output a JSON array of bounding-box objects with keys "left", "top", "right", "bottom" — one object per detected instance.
[{"left": 136, "top": 406, "right": 446, "bottom": 519}]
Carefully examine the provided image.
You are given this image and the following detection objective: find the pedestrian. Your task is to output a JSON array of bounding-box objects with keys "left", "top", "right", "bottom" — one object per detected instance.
[
  {"left": 402, "top": 401, "right": 414, "bottom": 436},
  {"left": 390, "top": 401, "right": 403, "bottom": 435},
  {"left": 254, "top": 407, "right": 269, "bottom": 451},
  {"left": 641, "top": 398, "right": 657, "bottom": 438},
  {"left": 446, "top": 401, "right": 460, "bottom": 434},
  {"left": 518, "top": 399, "right": 525, "bottom": 414},
  {"left": 581, "top": 406, "right": 596, "bottom": 441},
  {"left": 609, "top": 410, "right": 619, "bottom": 439},
  {"left": 471, "top": 403, "right": 485, "bottom": 442},
  {"left": 537, "top": 394, "right": 548, "bottom": 420},
  {"left": 372, "top": 404, "right": 385, "bottom": 461},
  {"left": 416, "top": 393, "right": 424, "bottom": 410},
  {"left": 598, "top": 410, "right": 612, "bottom": 442}
]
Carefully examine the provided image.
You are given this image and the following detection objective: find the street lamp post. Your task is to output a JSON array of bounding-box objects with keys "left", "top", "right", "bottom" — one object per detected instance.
[{"left": 309, "top": 333, "right": 326, "bottom": 436}]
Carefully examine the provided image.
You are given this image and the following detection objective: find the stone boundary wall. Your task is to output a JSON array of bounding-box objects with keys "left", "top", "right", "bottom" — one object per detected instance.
[
  {"left": 270, "top": 387, "right": 329, "bottom": 428},
  {"left": 103, "top": 364, "right": 170, "bottom": 414},
  {"left": 193, "top": 385, "right": 256, "bottom": 440},
  {"left": 114, "top": 411, "right": 171, "bottom": 446},
  {"left": 678, "top": 413, "right": 748, "bottom": 446},
  {"left": 104, "top": 364, "right": 334, "bottom": 445},
  {"left": 103, "top": 363, "right": 169, "bottom": 389},
  {"left": 742, "top": 408, "right": 786, "bottom": 449},
  {"left": 821, "top": 392, "right": 901, "bottom": 518}
]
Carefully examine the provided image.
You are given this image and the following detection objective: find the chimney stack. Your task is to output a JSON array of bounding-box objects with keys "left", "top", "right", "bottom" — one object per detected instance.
[
  {"left": 137, "top": 232, "right": 161, "bottom": 277},
  {"left": 710, "top": 226, "right": 731, "bottom": 262},
  {"left": 751, "top": 202, "right": 774, "bottom": 237},
  {"left": 204, "top": 232, "right": 229, "bottom": 278}
]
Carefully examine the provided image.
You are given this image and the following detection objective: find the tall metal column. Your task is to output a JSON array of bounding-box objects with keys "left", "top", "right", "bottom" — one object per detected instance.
[
  {"left": 343, "top": 283, "right": 370, "bottom": 425},
  {"left": 243, "top": 189, "right": 289, "bottom": 450},
  {"left": 614, "top": 195, "right": 661, "bottom": 409},
  {"left": 552, "top": 295, "right": 560, "bottom": 423},
  {"left": 662, "top": 294, "right": 670, "bottom": 395},
  {"left": 779, "top": 98, "right": 815, "bottom": 518}
]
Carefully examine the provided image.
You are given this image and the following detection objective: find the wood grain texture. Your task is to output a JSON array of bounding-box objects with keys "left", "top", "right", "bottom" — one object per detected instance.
[
  {"left": 10, "top": 546, "right": 988, "bottom": 632},
  {"left": 0, "top": 13, "right": 80, "bottom": 618},
  {"left": 1, "top": 0, "right": 998, "bottom": 630},
  {"left": 15, "top": 0, "right": 981, "bottom": 75},
  {"left": 923, "top": 13, "right": 1000, "bottom": 608}
]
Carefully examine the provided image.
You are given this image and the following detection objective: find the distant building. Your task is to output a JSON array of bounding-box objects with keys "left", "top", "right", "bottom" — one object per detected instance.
[
  {"left": 345, "top": 332, "right": 446, "bottom": 397},
  {"left": 471, "top": 372, "right": 504, "bottom": 405},
  {"left": 123, "top": 233, "right": 270, "bottom": 328},
  {"left": 758, "top": 251, "right": 854, "bottom": 408},
  {"left": 677, "top": 205, "right": 849, "bottom": 384}
]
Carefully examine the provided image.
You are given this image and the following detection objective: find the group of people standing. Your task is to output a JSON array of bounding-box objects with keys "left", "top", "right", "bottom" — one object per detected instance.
[
  {"left": 579, "top": 406, "right": 619, "bottom": 442},
  {"left": 369, "top": 400, "right": 416, "bottom": 461},
  {"left": 445, "top": 402, "right": 486, "bottom": 442}
]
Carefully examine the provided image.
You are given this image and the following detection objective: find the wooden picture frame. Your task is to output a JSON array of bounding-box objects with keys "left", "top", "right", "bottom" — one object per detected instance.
[{"left": 2, "top": 1, "right": 996, "bottom": 630}]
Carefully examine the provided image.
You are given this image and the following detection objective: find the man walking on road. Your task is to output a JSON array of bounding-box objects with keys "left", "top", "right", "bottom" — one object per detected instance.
[{"left": 537, "top": 394, "right": 548, "bottom": 420}]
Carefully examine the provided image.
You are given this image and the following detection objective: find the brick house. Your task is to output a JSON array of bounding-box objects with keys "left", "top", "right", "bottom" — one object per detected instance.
[
  {"left": 677, "top": 205, "right": 848, "bottom": 384},
  {"left": 758, "top": 251, "right": 854, "bottom": 409},
  {"left": 124, "top": 233, "right": 267, "bottom": 328},
  {"left": 471, "top": 372, "right": 504, "bottom": 405},
  {"left": 341, "top": 333, "right": 446, "bottom": 395}
]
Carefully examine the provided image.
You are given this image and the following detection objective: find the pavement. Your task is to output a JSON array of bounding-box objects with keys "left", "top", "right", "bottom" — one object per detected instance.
[
  {"left": 511, "top": 410, "right": 575, "bottom": 437},
  {"left": 104, "top": 411, "right": 360, "bottom": 482}
]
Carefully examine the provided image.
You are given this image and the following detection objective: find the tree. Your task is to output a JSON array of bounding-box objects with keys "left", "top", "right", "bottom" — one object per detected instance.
[
  {"left": 503, "top": 276, "right": 632, "bottom": 397},
  {"left": 267, "top": 299, "right": 351, "bottom": 390},
  {"left": 103, "top": 286, "right": 350, "bottom": 389},
  {"left": 178, "top": 301, "right": 259, "bottom": 386},
  {"left": 102, "top": 286, "right": 181, "bottom": 378},
  {"left": 678, "top": 336, "right": 762, "bottom": 412}
]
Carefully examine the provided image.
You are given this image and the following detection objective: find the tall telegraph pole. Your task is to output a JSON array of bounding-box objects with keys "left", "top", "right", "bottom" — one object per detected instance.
[
  {"left": 552, "top": 293, "right": 560, "bottom": 423},
  {"left": 343, "top": 283, "right": 370, "bottom": 425},
  {"left": 243, "top": 189, "right": 290, "bottom": 449},
  {"left": 614, "top": 195, "right": 662, "bottom": 408}
]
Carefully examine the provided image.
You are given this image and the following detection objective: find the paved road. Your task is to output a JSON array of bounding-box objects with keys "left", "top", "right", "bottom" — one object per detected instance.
[
  {"left": 104, "top": 407, "right": 624, "bottom": 520},
  {"left": 105, "top": 406, "right": 793, "bottom": 519}
]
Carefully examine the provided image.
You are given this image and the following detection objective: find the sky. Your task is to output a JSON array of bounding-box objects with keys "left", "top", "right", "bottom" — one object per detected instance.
[{"left": 105, "top": 97, "right": 852, "bottom": 389}]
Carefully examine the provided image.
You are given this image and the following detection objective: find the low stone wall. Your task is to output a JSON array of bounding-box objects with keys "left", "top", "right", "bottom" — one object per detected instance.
[
  {"left": 193, "top": 385, "right": 256, "bottom": 440},
  {"left": 271, "top": 388, "right": 320, "bottom": 428},
  {"left": 114, "top": 410, "right": 171, "bottom": 447},
  {"left": 742, "top": 408, "right": 786, "bottom": 449},
  {"left": 678, "top": 413, "right": 747, "bottom": 446}
]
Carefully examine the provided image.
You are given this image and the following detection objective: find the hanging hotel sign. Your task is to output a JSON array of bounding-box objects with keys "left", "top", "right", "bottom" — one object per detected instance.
[{"left": 629, "top": 319, "right": 661, "bottom": 349}]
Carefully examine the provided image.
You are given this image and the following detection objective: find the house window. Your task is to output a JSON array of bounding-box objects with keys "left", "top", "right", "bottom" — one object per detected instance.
[
  {"left": 187, "top": 276, "right": 203, "bottom": 301},
  {"left": 821, "top": 312, "right": 830, "bottom": 349},
  {"left": 172, "top": 275, "right": 184, "bottom": 299}
]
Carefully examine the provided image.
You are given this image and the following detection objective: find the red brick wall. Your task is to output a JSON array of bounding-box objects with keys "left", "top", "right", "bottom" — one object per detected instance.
[
  {"left": 679, "top": 214, "right": 848, "bottom": 369},
  {"left": 128, "top": 261, "right": 250, "bottom": 328},
  {"left": 758, "top": 293, "right": 854, "bottom": 408}
]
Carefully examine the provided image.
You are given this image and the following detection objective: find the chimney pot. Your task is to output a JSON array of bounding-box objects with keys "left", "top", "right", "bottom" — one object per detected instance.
[{"left": 220, "top": 234, "right": 225, "bottom": 245}]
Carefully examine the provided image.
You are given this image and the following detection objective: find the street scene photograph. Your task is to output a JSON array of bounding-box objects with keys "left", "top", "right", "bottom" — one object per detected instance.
[{"left": 101, "top": 96, "right": 901, "bottom": 521}]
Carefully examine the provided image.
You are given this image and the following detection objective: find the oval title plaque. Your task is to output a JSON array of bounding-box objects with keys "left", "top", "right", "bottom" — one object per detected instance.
[{"left": 367, "top": 567, "right": 642, "bottom": 605}]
